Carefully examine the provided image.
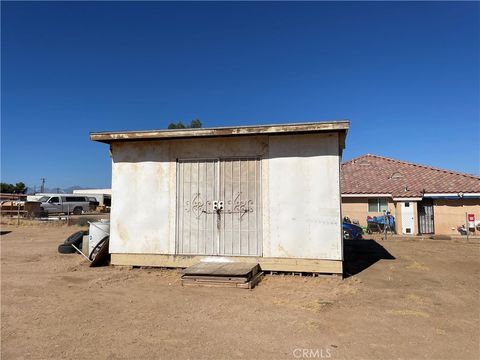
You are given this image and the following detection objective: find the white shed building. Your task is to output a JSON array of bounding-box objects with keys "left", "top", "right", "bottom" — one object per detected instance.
[{"left": 91, "top": 121, "right": 349, "bottom": 274}]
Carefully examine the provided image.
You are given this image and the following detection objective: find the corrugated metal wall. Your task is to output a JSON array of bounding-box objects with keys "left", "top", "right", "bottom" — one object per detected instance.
[{"left": 176, "top": 158, "right": 261, "bottom": 256}]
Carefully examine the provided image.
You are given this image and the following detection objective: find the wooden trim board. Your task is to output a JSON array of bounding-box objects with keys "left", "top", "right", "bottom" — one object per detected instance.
[
  {"left": 182, "top": 272, "right": 264, "bottom": 289},
  {"left": 111, "top": 254, "right": 343, "bottom": 274},
  {"left": 91, "top": 121, "right": 349, "bottom": 143}
]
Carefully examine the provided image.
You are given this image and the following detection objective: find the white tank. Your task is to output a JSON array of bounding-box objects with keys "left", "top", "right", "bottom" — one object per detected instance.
[{"left": 88, "top": 220, "right": 110, "bottom": 257}]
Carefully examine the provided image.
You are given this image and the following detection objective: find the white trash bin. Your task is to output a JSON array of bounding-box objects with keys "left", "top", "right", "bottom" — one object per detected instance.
[{"left": 88, "top": 220, "right": 110, "bottom": 257}]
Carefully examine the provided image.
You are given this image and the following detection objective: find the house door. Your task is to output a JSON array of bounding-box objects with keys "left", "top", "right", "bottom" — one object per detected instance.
[
  {"left": 401, "top": 202, "right": 415, "bottom": 235},
  {"left": 418, "top": 199, "right": 434, "bottom": 234},
  {"left": 176, "top": 158, "right": 261, "bottom": 256}
]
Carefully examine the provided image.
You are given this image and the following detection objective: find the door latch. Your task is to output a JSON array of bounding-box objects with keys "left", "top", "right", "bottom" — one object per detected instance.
[{"left": 212, "top": 201, "right": 224, "bottom": 212}]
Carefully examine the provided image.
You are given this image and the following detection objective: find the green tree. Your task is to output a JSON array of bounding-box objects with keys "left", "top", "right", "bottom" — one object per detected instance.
[
  {"left": 168, "top": 121, "right": 186, "bottom": 129},
  {"left": 167, "top": 119, "right": 202, "bottom": 129},
  {"left": 1, "top": 183, "right": 14, "bottom": 193},
  {"left": 189, "top": 119, "right": 202, "bottom": 128},
  {"left": 15, "top": 182, "right": 26, "bottom": 193},
  {"left": 1, "top": 182, "right": 27, "bottom": 194}
]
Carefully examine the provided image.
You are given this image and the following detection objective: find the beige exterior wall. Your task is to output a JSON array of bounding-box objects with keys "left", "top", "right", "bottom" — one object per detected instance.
[
  {"left": 413, "top": 201, "right": 418, "bottom": 235},
  {"left": 341, "top": 197, "right": 480, "bottom": 235},
  {"left": 341, "top": 197, "right": 396, "bottom": 227},
  {"left": 433, "top": 199, "right": 480, "bottom": 235},
  {"left": 394, "top": 201, "right": 402, "bottom": 234}
]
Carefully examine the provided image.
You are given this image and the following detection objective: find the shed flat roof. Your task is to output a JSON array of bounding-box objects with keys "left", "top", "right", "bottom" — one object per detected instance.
[{"left": 90, "top": 120, "right": 349, "bottom": 145}]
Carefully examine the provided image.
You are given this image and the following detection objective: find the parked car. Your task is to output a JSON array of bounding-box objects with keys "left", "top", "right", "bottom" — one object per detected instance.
[
  {"left": 87, "top": 197, "right": 100, "bottom": 211},
  {"left": 38, "top": 195, "right": 90, "bottom": 215},
  {"left": 343, "top": 222, "right": 363, "bottom": 240}
]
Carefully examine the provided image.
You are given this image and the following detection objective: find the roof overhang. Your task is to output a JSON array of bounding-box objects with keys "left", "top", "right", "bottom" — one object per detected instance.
[
  {"left": 342, "top": 194, "right": 423, "bottom": 201},
  {"left": 342, "top": 192, "right": 480, "bottom": 200},
  {"left": 341, "top": 193, "right": 392, "bottom": 198},
  {"left": 392, "top": 197, "right": 423, "bottom": 201},
  {"left": 423, "top": 192, "right": 480, "bottom": 199},
  {"left": 90, "top": 120, "right": 349, "bottom": 148},
  {"left": 72, "top": 189, "right": 112, "bottom": 195}
]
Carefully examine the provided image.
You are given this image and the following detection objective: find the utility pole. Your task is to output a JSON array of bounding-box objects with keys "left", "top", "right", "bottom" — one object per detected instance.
[{"left": 40, "top": 178, "right": 46, "bottom": 193}]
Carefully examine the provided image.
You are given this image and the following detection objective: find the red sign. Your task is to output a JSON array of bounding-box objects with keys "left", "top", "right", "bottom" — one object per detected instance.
[{"left": 468, "top": 214, "right": 475, "bottom": 222}]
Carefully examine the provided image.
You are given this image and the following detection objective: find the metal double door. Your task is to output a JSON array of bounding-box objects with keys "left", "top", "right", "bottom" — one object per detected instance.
[{"left": 176, "top": 158, "right": 261, "bottom": 256}]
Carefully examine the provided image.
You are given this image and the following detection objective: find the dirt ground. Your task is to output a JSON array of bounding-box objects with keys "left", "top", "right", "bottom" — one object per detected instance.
[{"left": 1, "top": 224, "right": 479, "bottom": 360}]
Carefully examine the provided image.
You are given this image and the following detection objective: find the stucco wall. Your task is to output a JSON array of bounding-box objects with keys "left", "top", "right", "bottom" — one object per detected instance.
[
  {"left": 433, "top": 199, "right": 480, "bottom": 234},
  {"left": 110, "top": 141, "right": 172, "bottom": 254},
  {"left": 267, "top": 134, "right": 342, "bottom": 260},
  {"left": 109, "top": 133, "right": 342, "bottom": 261},
  {"left": 341, "top": 197, "right": 396, "bottom": 227}
]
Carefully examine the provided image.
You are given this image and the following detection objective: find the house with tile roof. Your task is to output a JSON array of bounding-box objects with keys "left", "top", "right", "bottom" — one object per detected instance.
[{"left": 341, "top": 154, "right": 480, "bottom": 235}]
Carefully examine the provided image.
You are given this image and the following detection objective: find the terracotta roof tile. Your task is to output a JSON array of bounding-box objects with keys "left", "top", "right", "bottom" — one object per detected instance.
[{"left": 341, "top": 154, "right": 480, "bottom": 197}]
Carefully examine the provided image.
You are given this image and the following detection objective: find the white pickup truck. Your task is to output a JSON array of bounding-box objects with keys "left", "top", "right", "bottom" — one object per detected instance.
[{"left": 38, "top": 195, "right": 90, "bottom": 215}]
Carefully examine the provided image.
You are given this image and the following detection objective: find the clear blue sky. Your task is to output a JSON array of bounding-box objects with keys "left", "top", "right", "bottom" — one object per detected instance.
[{"left": 2, "top": 1, "right": 479, "bottom": 190}]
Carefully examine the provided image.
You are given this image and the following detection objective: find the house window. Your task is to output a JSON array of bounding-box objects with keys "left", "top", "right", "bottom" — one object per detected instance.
[{"left": 368, "top": 198, "right": 388, "bottom": 212}]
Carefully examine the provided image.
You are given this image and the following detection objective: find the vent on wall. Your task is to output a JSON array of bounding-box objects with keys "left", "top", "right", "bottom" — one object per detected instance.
[
  {"left": 390, "top": 172, "right": 404, "bottom": 179},
  {"left": 356, "top": 160, "right": 371, "bottom": 166}
]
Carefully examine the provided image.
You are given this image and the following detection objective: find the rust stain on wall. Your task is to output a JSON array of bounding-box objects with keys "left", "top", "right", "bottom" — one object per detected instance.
[
  {"left": 277, "top": 244, "right": 290, "bottom": 257},
  {"left": 117, "top": 223, "right": 129, "bottom": 246}
]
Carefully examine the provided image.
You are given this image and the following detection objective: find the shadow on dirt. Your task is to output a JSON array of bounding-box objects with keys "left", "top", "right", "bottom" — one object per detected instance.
[
  {"left": 343, "top": 239, "right": 395, "bottom": 278},
  {"left": 0, "top": 231, "right": 12, "bottom": 236}
]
